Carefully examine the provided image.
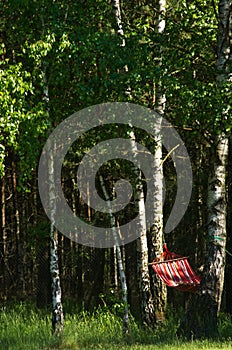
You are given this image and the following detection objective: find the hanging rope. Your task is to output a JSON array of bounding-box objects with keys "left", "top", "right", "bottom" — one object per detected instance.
[{"left": 208, "top": 235, "right": 232, "bottom": 257}]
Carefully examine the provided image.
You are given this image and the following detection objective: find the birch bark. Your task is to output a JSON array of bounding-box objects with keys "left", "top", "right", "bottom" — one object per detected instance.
[
  {"left": 48, "top": 140, "right": 64, "bottom": 335},
  {"left": 42, "top": 47, "right": 64, "bottom": 333},
  {"left": 177, "top": 0, "right": 231, "bottom": 339},
  {"left": 129, "top": 134, "right": 156, "bottom": 327},
  {"left": 112, "top": 0, "right": 155, "bottom": 326},
  {"left": 149, "top": 0, "right": 167, "bottom": 322}
]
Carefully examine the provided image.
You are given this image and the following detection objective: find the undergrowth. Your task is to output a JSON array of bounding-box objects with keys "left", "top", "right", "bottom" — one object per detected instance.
[{"left": 0, "top": 302, "right": 231, "bottom": 350}]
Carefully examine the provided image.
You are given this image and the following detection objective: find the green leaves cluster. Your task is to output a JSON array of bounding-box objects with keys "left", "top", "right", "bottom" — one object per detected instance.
[
  {"left": 1, "top": 0, "right": 231, "bottom": 185},
  {"left": 163, "top": 0, "right": 231, "bottom": 135},
  {"left": 0, "top": 61, "right": 48, "bottom": 179}
]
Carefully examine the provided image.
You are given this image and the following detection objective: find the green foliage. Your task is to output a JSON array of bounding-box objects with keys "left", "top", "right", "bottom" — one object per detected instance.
[
  {"left": 163, "top": 0, "right": 232, "bottom": 135},
  {"left": 0, "top": 60, "right": 49, "bottom": 183},
  {"left": 1, "top": 0, "right": 231, "bottom": 184},
  {"left": 0, "top": 303, "right": 231, "bottom": 350}
]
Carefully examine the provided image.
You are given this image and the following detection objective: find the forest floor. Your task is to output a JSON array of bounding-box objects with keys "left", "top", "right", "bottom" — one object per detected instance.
[{"left": 0, "top": 302, "right": 232, "bottom": 350}]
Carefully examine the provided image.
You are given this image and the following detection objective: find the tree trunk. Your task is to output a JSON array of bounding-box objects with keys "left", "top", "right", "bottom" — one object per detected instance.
[
  {"left": 149, "top": 117, "right": 166, "bottom": 322},
  {"left": 155, "top": 0, "right": 166, "bottom": 114},
  {"left": 112, "top": 0, "right": 155, "bottom": 327},
  {"left": 112, "top": 0, "right": 125, "bottom": 47},
  {"left": 177, "top": 0, "right": 231, "bottom": 339},
  {"left": 177, "top": 136, "right": 228, "bottom": 339},
  {"left": 129, "top": 132, "right": 155, "bottom": 327},
  {"left": 206, "top": 137, "right": 228, "bottom": 314},
  {"left": 225, "top": 137, "right": 232, "bottom": 315},
  {"left": 149, "top": 0, "right": 167, "bottom": 322},
  {"left": 111, "top": 246, "right": 118, "bottom": 289},
  {"left": 48, "top": 143, "right": 64, "bottom": 334},
  {"left": 136, "top": 186, "right": 156, "bottom": 327},
  {"left": 40, "top": 28, "right": 64, "bottom": 330},
  {"left": 216, "top": 0, "right": 232, "bottom": 84},
  {"left": 50, "top": 230, "right": 64, "bottom": 335}
]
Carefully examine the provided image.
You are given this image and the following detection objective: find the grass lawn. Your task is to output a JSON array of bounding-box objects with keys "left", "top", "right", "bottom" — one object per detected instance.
[{"left": 0, "top": 303, "right": 231, "bottom": 350}]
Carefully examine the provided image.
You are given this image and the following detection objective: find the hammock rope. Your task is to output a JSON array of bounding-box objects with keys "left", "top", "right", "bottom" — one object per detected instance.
[
  {"left": 149, "top": 244, "right": 201, "bottom": 293},
  {"left": 208, "top": 235, "right": 232, "bottom": 257}
]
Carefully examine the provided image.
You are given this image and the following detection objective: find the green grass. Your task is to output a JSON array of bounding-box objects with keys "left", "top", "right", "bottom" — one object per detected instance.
[{"left": 0, "top": 303, "right": 232, "bottom": 350}]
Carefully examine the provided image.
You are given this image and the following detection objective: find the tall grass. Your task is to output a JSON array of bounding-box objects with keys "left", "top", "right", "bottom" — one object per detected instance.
[{"left": 0, "top": 302, "right": 231, "bottom": 350}]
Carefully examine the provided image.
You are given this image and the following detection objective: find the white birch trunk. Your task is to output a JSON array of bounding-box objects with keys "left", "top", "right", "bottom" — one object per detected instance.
[
  {"left": 112, "top": 0, "right": 125, "bottom": 47},
  {"left": 156, "top": 0, "right": 166, "bottom": 113},
  {"left": 177, "top": 0, "right": 230, "bottom": 339},
  {"left": 206, "top": 136, "right": 228, "bottom": 312},
  {"left": 149, "top": 0, "right": 167, "bottom": 321},
  {"left": 216, "top": 0, "right": 232, "bottom": 84},
  {"left": 149, "top": 116, "right": 166, "bottom": 322},
  {"left": 42, "top": 60, "right": 64, "bottom": 334},
  {"left": 129, "top": 134, "right": 155, "bottom": 327},
  {"left": 203, "top": 0, "right": 231, "bottom": 315},
  {"left": 99, "top": 175, "right": 129, "bottom": 334},
  {"left": 112, "top": 0, "right": 155, "bottom": 326},
  {"left": 48, "top": 141, "right": 64, "bottom": 335},
  {"left": 136, "top": 182, "right": 156, "bottom": 326}
]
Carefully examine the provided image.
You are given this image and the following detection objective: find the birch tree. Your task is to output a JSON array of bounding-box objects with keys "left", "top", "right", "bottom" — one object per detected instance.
[
  {"left": 47, "top": 139, "right": 64, "bottom": 335},
  {"left": 129, "top": 135, "right": 156, "bottom": 327},
  {"left": 40, "top": 22, "right": 64, "bottom": 332},
  {"left": 177, "top": 0, "right": 231, "bottom": 339},
  {"left": 45, "top": 70, "right": 64, "bottom": 335},
  {"left": 112, "top": 0, "right": 156, "bottom": 327},
  {"left": 149, "top": 0, "right": 167, "bottom": 322}
]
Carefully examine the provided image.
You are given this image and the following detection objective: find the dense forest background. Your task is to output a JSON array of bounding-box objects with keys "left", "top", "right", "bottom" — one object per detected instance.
[{"left": 0, "top": 0, "right": 232, "bottom": 334}]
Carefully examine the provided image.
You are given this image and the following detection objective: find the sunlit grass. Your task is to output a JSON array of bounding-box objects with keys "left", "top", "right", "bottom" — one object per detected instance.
[{"left": 0, "top": 302, "right": 231, "bottom": 350}]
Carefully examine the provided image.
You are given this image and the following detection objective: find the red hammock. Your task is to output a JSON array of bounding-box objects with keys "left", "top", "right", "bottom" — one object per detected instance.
[{"left": 149, "top": 244, "right": 201, "bottom": 292}]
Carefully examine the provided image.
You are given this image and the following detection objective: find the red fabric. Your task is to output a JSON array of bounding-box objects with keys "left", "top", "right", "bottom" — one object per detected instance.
[{"left": 151, "top": 245, "right": 201, "bottom": 293}]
